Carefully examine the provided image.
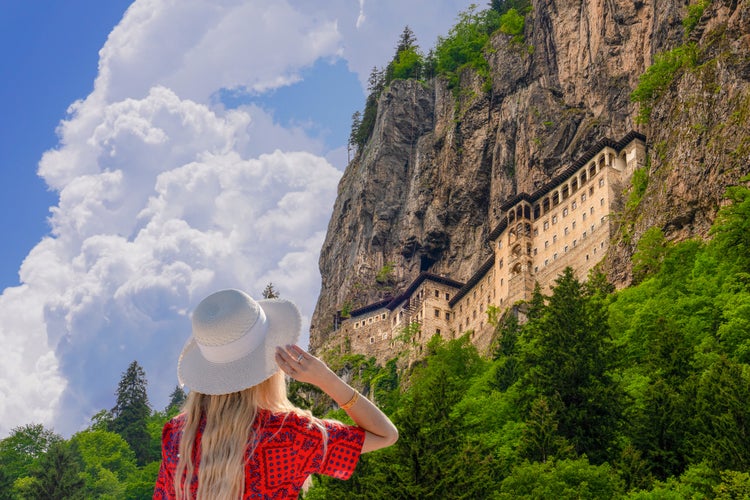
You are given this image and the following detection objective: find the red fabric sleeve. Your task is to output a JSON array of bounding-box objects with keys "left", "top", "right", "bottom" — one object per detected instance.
[{"left": 317, "top": 420, "right": 366, "bottom": 480}]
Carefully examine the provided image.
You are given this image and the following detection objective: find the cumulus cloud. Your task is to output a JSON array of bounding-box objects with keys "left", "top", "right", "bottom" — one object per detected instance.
[{"left": 0, "top": 0, "right": 475, "bottom": 437}]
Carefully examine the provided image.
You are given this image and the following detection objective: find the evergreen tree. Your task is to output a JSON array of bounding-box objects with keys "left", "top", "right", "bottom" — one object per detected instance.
[
  {"left": 25, "top": 441, "right": 84, "bottom": 500},
  {"left": 692, "top": 356, "right": 750, "bottom": 471},
  {"left": 520, "top": 267, "right": 622, "bottom": 463},
  {"left": 393, "top": 25, "right": 418, "bottom": 58},
  {"left": 166, "top": 385, "right": 187, "bottom": 415},
  {"left": 111, "top": 361, "right": 152, "bottom": 465},
  {"left": 262, "top": 282, "right": 280, "bottom": 299},
  {"left": 348, "top": 110, "right": 362, "bottom": 160}
]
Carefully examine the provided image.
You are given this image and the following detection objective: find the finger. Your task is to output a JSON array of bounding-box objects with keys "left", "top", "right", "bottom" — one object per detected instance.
[
  {"left": 286, "top": 344, "right": 307, "bottom": 360},
  {"left": 275, "top": 349, "right": 296, "bottom": 372}
]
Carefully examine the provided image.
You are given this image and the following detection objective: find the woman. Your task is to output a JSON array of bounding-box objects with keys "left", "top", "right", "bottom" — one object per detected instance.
[{"left": 153, "top": 289, "right": 398, "bottom": 499}]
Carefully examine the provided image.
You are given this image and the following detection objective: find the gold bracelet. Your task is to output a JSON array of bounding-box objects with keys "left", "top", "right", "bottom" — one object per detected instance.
[{"left": 339, "top": 390, "right": 360, "bottom": 411}]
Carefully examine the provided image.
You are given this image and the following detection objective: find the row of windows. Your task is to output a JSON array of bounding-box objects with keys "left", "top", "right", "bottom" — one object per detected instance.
[
  {"left": 534, "top": 240, "right": 607, "bottom": 272},
  {"left": 537, "top": 217, "right": 606, "bottom": 253},
  {"left": 353, "top": 312, "right": 388, "bottom": 329},
  {"left": 538, "top": 195, "right": 606, "bottom": 233}
]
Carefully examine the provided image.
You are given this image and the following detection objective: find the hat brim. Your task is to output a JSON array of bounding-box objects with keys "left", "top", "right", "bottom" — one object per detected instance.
[{"left": 177, "top": 298, "right": 301, "bottom": 395}]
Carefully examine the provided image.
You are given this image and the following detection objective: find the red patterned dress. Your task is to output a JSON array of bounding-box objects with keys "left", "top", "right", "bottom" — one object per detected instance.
[{"left": 153, "top": 409, "right": 365, "bottom": 499}]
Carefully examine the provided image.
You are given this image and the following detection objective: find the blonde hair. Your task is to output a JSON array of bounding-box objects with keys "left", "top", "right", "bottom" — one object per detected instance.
[{"left": 174, "top": 371, "right": 327, "bottom": 499}]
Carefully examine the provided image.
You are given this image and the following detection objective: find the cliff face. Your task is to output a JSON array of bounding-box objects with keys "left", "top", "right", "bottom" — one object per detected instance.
[{"left": 310, "top": 0, "right": 750, "bottom": 350}]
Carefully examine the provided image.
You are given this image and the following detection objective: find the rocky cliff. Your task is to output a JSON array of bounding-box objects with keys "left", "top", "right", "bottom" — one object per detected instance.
[{"left": 310, "top": 0, "right": 750, "bottom": 351}]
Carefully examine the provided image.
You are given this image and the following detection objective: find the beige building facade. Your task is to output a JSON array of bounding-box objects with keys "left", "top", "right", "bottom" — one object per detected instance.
[{"left": 331, "top": 133, "right": 646, "bottom": 364}]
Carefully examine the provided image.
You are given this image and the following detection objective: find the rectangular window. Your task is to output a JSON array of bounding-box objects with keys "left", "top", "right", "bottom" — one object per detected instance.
[
  {"left": 445, "top": 293, "right": 450, "bottom": 300},
  {"left": 572, "top": 221, "right": 577, "bottom": 229},
  {"left": 545, "top": 241, "right": 549, "bottom": 248},
  {"left": 552, "top": 215, "right": 558, "bottom": 224},
  {"left": 435, "top": 290, "right": 439, "bottom": 298},
  {"left": 564, "top": 245, "right": 568, "bottom": 252},
  {"left": 600, "top": 197, "right": 605, "bottom": 206},
  {"left": 445, "top": 312, "right": 450, "bottom": 321},
  {"left": 543, "top": 221, "right": 549, "bottom": 230},
  {"left": 434, "top": 309, "right": 440, "bottom": 318},
  {"left": 572, "top": 201, "right": 577, "bottom": 210},
  {"left": 599, "top": 178, "right": 604, "bottom": 187},
  {"left": 564, "top": 227, "right": 569, "bottom": 235},
  {"left": 436, "top": 328, "right": 441, "bottom": 336},
  {"left": 590, "top": 207, "right": 594, "bottom": 215},
  {"left": 563, "top": 208, "right": 568, "bottom": 217},
  {"left": 553, "top": 235, "right": 557, "bottom": 243},
  {"left": 581, "top": 193, "right": 587, "bottom": 202}
]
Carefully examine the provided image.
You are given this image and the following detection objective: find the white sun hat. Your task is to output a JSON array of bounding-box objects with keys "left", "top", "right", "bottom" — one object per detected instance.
[{"left": 178, "top": 289, "right": 301, "bottom": 395}]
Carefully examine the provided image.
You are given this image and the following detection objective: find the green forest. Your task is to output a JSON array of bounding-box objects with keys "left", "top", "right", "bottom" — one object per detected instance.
[{"left": 4, "top": 182, "right": 746, "bottom": 499}]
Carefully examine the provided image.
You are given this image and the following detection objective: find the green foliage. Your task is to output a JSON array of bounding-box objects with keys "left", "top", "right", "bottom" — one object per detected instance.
[
  {"left": 0, "top": 423, "right": 62, "bottom": 485},
  {"left": 23, "top": 441, "right": 85, "bottom": 500},
  {"left": 389, "top": 47, "right": 423, "bottom": 81},
  {"left": 683, "top": 0, "right": 710, "bottom": 36},
  {"left": 434, "top": 5, "right": 500, "bottom": 90},
  {"left": 631, "top": 43, "right": 699, "bottom": 123},
  {"left": 691, "top": 357, "right": 750, "bottom": 471},
  {"left": 394, "top": 321, "right": 421, "bottom": 344},
  {"left": 497, "top": 458, "right": 625, "bottom": 499},
  {"left": 499, "top": 8, "right": 526, "bottom": 42},
  {"left": 632, "top": 226, "right": 668, "bottom": 284},
  {"left": 709, "top": 180, "right": 750, "bottom": 271},
  {"left": 339, "top": 301, "right": 352, "bottom": 318},
  {"left": 375, "top": 262, "right": 395, "bottom": 284},
  {"left": 626, "top": 166, "right": 650, "bottom": 211}
]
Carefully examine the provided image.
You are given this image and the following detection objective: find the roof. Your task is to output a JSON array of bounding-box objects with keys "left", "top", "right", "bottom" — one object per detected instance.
[
  {"left": 385, "top": 272, "right": 465, "bottom": 310},
  {"left": 345, "top": 272, "right": 465, "bottom": 318},
  {"left": 448, "top": 255, "right": 496, "bottom": 307}
]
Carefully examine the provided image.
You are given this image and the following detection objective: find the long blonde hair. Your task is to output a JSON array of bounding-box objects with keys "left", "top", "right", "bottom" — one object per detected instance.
[{"left": 174, "top": 371, "right": 326, "bottom": 499}]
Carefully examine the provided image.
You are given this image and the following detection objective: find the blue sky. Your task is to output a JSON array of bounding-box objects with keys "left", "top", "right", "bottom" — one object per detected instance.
[
  {"left": 0, "top": 0, "right": 475, "bottom": 436},
  {"left": 0, "top": 1, "right": 133, "bottom": 289}
]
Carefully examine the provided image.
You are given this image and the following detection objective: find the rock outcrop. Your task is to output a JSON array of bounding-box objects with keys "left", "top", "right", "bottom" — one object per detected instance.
[{"left": 310, "top": 0, "right": 750, "bottom": 351}]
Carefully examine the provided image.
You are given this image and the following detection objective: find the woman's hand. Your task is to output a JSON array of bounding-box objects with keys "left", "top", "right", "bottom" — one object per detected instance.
[
  {"left": 274, "top": 344, "right": 399, "bottom": 453},
  {"left": 275, "top": 344, "right": 336, "bottom": 387}
]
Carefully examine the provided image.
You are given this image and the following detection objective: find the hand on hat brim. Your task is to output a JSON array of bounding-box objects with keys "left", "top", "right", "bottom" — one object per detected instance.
[{"left": 275, "top": 345, "right": 335, "bottom": 387}]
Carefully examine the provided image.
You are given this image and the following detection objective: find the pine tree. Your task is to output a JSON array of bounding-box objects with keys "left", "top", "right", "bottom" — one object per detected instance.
[
  {"left": 166, "top": 385, "right": 187, "bottom": 415},
  {"left": 348, "top": 110, "right": 362, "bottom": 161},
  {"left": 393, "top": 25, "right": 418, "bottom": 58},
  {"left": 262, "top": 282, "right": 280, "bottom": 299},
  {"left": 520, "top": 267, "right": 623, "bottom": 464},
  {"left": 110, "top": 361, "right": 152, "bottom": 464}
]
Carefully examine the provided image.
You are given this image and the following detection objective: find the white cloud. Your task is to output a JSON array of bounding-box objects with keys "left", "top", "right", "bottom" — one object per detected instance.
[{"left": 0, "top": 0, "right": 475, "bottom": 437}]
